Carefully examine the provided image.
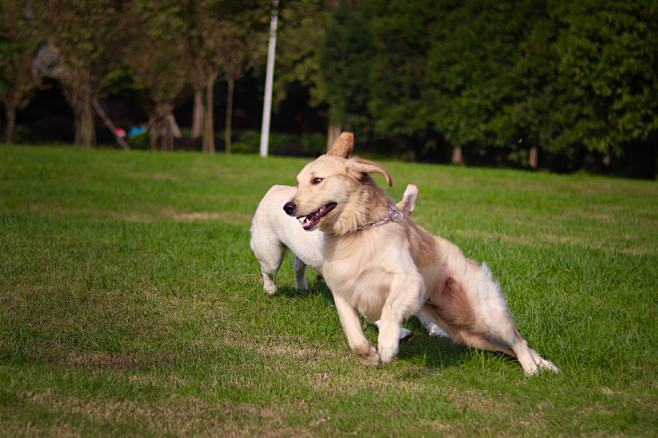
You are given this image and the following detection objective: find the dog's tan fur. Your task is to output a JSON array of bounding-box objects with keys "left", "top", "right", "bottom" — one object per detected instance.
[{"left": 285, "top": 132, "right": 558, "bottom": 376}]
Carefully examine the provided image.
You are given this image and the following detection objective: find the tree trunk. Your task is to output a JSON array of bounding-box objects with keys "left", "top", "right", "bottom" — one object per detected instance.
[
  {"left": 192, "top": 88, "right": 204, "bottom": 139},
  {"left": 79, "top": 94, "right": 95, "bottom": 147},
  {"left": 326, "top": 103, "right": 341, "bottom": 151},
  {"left": 149, "top": 115, "right": 158, "bottom": 151},
  {"left": 74, "top": 113, "right": 80, "bottom": 146},
  {"left": 92, "top": 98, "right": 130, "bottom": 150},
  {"left": 203, "top": 73, "right": 217, "bottom": 153},
  {"left": 160, "top": 115, "right": 167, "bottom": 151},
  {"left": 161, "top": 113, "right": 174, "bottom": 152},
  {"left": 225, "top": 77, "right": 234, "bottom": 154},
  {"left": 452, "top": 145, "right": 463, "bottom": 164},
  {"left": 4, "top": 104, "right": 16, "bottom": 144},
  {"left": 529, "top": 146, "right": 538, "bottom": 169}
]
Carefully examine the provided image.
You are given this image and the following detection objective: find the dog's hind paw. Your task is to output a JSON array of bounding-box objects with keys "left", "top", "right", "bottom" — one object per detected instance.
[
  {"left": 530, "top": 349, "right": 560, "bottom": 374},
  {"left": 427, "top": 325, "right": 449, "bottom": 338},
  {"left": 262, "top": 273, "right": 278, "bottom": 295},
  {"left": 521, "top": 352, "right": 560, "bottom": 377},
  {"left": 538, "top": 358, "right": 559, "bottom": 373},
  {"left": 294, "top": 278, "right": 309, "bottom": 291}
]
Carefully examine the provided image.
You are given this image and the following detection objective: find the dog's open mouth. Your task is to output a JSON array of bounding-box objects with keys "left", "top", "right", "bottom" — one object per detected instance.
[{"left": 297, "top": 203, "right": 337, "bottom": 230}]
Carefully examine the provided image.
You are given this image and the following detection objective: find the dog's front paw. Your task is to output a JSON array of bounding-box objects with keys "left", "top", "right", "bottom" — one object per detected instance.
[
  {"left": 355, "top": 345, "right": 381, "bottom": 366},
  {"left": 378, "top": 342, "right": 399, "bottom": 365}
]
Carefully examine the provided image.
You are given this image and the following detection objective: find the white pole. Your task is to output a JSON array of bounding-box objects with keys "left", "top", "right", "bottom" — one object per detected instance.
[{"left": 260, "top": 0, "right": 279, "bottom": 158}]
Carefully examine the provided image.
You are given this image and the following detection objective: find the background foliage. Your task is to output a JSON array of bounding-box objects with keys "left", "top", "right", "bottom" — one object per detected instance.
[
  {"left": 321, "top": 0, "right": 657, "bottom": 177},
  {"left": 0, "top": 0, "right": 656, "bottom": 177}
]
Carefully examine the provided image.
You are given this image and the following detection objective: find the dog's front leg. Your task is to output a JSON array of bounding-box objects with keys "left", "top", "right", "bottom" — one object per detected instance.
[
  {"left": 333, "top": 294, "right": 381, "bottom": 366},
  {"left": 377, "top": 274, "right": 425, "bottom": 364}
]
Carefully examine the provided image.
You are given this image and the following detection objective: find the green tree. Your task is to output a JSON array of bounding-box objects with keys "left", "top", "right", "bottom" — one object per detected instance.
[
  {"left": 276, "top": 0, "right": 339, "bottom": 148},
  {"left": 129, "top": 0, "right": 190, "bottom": 151},
  {"left": 181, "top": 0, "right": 268, "bottom": 154},
  {"left": 318, "top": 0, "right": 656, "bottom": 176},
  {"left": 425, "top": 1, "right": 544, "bottom": 165},
  {"left": 0, "top": 0, "right": 42, "bottom": 144},
  {"left": 216, "top": 9, "right": 268, "bottom": 154},
  {"left": 367, "top": 0, "right": 446, "bottom": 158},
  {"left": 32, "top": 0, "right": 133, "bottom": 147},
  {"left": 320, "top": 1, "right": 376, "bottom": 136},
  {"left": 550, "top": 0, "right": 657, "bottom": 174}
]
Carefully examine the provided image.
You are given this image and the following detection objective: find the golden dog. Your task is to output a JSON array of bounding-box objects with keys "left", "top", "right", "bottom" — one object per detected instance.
[{"left": 283, "top": 132, "right": 558, "bottom": 376}]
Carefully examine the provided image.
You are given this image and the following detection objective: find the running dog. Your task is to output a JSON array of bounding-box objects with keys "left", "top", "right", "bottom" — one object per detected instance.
[
  {"left": 283, "top": 133, "right": 558, "bottom": 376},
  {"left": 250, "top": 133, "right": 447, "bottom": 338}
]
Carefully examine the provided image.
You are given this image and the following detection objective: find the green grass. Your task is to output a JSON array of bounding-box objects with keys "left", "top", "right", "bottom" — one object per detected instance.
[{"left": 1, "top": 144, "right": 656, "bottom": 437}]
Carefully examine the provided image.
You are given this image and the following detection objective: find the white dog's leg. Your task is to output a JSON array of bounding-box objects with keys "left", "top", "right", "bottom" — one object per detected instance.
[
  {"left": 333, "top": 294, "right": 380, "bottom": 366},
  {"left": 293, "top": 257, "right": 309, "bottom": 291},
  {"left": 261, "top": 272, "right": 278, "bottom": 295},
  {"left": 377, "top": 274, "right": 425, "bottom": 364},
  {"left": 414, "top": 308, "right": 449, "bottom": 337},
  {"left": 252, "top": 238, "right": 286, "bottom": 295}
]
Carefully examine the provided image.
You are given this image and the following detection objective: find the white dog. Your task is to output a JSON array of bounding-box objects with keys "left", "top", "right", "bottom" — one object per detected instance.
[
  {"left": 283, "top": 132, "right": 558, "bottom": 375},
  {"left": 250, "top": 183, "right": 325, "bottom": 295}
]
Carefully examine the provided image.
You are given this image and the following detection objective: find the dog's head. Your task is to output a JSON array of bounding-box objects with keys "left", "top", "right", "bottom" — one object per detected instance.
[{"left": 283, "top": 132, "right": 393, "bottom": 234}]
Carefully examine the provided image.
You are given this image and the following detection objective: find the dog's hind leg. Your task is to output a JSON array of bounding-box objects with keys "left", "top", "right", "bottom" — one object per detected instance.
[
  {"left": 494, "top": 327, "right": 559, "bottom": 376},
  {"left": 251, "top": 237, "right": 286, "bottom": 295},
  {"left": 450, "top": 326, "right": 558, "bottom": 377},
  {"left": 473, "top": 265, "right": 559, "bottom": 376},
  {"left": 334, "top": 294, "right": 380, "bottom": 366},
  {"left": 414, "top": 308, "right": 449, "bottom": 337},
  {"left": 293, "top": 256, "right": 309, "bottom": 291},
  {"left": 427, "top": 265, "right": 559, "bottom": 376}
]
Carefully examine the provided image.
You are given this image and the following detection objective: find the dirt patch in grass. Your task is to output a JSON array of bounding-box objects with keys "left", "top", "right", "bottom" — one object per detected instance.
[
  {"left": 170, "top": 211, "right": 252, "bottom": 224},
  {"left": 455, "top": 229, "right": 655, "bottom": 255},
  {"left": 127, "top": 172, "right": 182, "bottom": 182},
  {"left": 64, "top": 351, "right": 177, "bottom": 371},
  {"left": 118, "top": 208, "right": 252, "bottom": 224},
  {"left": 13, "top": 391, "right": 301, "bottom": 437}
]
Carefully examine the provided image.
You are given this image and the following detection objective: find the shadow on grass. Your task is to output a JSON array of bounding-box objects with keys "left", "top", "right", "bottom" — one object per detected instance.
[
  {"left": 272, "top": 276, "right": 495, "bottom": 372},
  {"left": 274, "top": 277, "right": 334, "bottom": 303}
]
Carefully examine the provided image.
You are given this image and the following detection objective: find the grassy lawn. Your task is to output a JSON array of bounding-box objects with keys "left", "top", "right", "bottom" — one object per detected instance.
[{"left": 1, "top": 144, "right": 656, "bottom": 437}]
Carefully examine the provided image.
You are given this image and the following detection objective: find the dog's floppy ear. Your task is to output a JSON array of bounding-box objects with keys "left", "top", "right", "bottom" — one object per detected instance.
[
  {"left": 326, "top": 131, "right": 354, "bottom": 158},
  {"left": 347, "top": 158, "right": 393, "bottom": 187}
]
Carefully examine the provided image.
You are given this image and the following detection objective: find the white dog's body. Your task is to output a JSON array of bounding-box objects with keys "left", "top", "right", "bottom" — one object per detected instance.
[
  {"left": 282, "top": 133, "right": 558, "bottom": 376},
  {"left": 250, "top": 184, "right": 325, "bottom": 294}
]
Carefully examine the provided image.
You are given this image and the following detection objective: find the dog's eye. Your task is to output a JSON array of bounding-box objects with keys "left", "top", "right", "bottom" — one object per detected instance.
[{"left": 311, "top": 177, "right": 324, "bottom": 185}]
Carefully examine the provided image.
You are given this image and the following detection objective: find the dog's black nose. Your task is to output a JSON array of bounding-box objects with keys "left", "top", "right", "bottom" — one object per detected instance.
[{"left": 283, "top": 202, "right": 297, "bottom": 216}]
